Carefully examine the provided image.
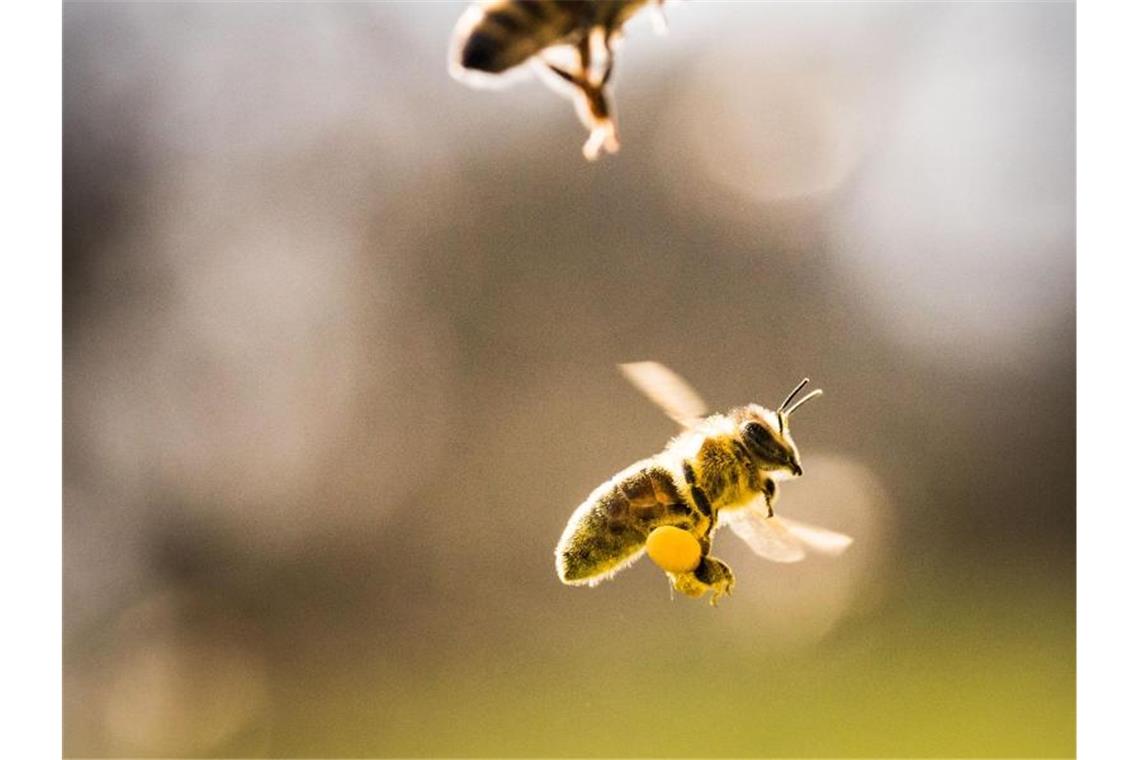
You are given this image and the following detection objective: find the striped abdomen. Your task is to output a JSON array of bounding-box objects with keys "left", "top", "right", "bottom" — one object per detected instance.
[
  {"left": 556, "top": 460, "right": 697, "bottom": 584},
  {"left": 458, "top": 1, "right": 587, "bottom": 74}
]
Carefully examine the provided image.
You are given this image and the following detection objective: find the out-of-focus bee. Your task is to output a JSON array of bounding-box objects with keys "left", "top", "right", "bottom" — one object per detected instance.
[
  {"left": 449, "top": 1, "right": 666, "bottom": 160},
  {"left": 555, "top": 362, "right": 853, "bottom": 604}
]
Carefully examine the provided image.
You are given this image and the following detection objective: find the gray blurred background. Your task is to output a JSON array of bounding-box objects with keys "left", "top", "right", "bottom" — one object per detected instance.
[{"left": 63, "top": 2, "right": 1074, "bottom": 757}]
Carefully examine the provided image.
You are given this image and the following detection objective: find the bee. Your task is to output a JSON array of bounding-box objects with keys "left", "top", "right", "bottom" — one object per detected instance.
[
  {"left": 448, "top": 0, "right": 666, "bottom": 160},
  {"left": 555, "top": 362, "right": 853, "bottom": 604}
]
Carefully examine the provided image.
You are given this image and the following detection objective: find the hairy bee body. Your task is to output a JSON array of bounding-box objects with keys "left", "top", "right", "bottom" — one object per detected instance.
[
  {"left": 557, "top": 412, "right": 777, "bottom": 594},
  {"left": 457, "top": 0, "right": 651, "bottom": 75},
  {"left": 557, "top": 460, "right": 686, "bottom": 584},
  {"left": 555, "top": 363, "right": 848, "bottom": 605},
  {"left": 450, "top": 0, "right": 659, "bottom": 159}
]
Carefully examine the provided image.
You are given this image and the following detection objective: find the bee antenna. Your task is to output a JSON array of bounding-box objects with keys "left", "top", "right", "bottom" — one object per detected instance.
[
  {"left": 778, "top": 378, "right": 811, "bottom": 414},
  {"left": 784, "top": 389, "right": 824, "bottom": 417}
]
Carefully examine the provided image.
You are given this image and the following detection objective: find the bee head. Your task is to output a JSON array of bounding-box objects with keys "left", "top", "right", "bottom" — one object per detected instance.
[{"left": 738, "top": 378, "right": 822, "bottom": 478}]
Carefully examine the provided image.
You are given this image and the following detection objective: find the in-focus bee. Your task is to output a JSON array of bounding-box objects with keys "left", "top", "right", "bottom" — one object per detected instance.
[
  {"left": 555, "top": 362, "right": 853, "bottom": 604},
  {"left": 449, "top": 0, "right": 666, "bottom": 160}
]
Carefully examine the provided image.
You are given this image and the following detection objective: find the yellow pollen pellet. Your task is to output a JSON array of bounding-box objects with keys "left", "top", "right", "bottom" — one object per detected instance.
[{"left": 645, "top": 526, "right": 702, "bottom": 574}]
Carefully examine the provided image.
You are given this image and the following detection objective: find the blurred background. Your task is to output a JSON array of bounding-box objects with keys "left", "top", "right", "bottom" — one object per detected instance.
[{"left": 63, "top": 1, "right": 1074, "bottom": 757}]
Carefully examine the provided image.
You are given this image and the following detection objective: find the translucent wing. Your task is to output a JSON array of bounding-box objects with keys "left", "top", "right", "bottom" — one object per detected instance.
[
  {"left": 722, "top": 509, "right": 807, "bottom": 563},
  {"left": 721, "top": 503, "right": 854, "bottom": 563},
  {"left": 779, "top": 516, "right": 854, "bottom": 556},
  {"left": 619, "top": 362, "right": 708, "bottom": 428}
]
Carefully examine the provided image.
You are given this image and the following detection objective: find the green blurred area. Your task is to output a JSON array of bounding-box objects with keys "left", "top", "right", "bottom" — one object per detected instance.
[
  {"left": 65, "top": 538, "right": 1073, "bottom": 757},
  {"left": 275, "top": 564, "right": 1073, "bottom": 758}
]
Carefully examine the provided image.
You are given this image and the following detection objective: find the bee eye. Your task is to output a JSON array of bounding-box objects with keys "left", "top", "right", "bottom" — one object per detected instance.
[{"left": 743, "top": 422, "right": 785, "bottom": 462}]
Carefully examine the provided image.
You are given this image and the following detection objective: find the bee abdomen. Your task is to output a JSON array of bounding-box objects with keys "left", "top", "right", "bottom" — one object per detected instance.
[
  {"left": 459, "top": 1, "right": 582, "bottom": 74},
  {"left": 556, "top": 463, "right": 683, "bottom": 584}
]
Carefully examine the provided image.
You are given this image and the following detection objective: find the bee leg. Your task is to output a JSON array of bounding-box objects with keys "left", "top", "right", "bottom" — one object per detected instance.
[
  {"left": 763, "top": 478, "right": 779, "bottom": 518},
  {"left": 542, "top": 61, "right": 608, "bottom": 160},
  {"left": 669, "top": 556, "right": 735, "bottom": 605},
  {"left": 591, "top": 26, "right": 615, "bottom": 85},
  {"left": 545, "top": 64, "right": 578, "bottom": 86},
  {"left": 601, "top": 60, "right": 615, "bottom": 87},
  {"left": 591, "top": 27, "right": 620, "bottom": 154},
  {"left": 697, "top": 556, "right": 735, "bottom": 605},
  {"left": 573, "top": 29, "right": 618, "bottom": 160}
]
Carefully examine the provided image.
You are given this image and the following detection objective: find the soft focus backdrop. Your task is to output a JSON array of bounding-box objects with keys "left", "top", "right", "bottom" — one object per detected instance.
[{"left": 63, "top": 2, "right": 1074, "bottom": 757}]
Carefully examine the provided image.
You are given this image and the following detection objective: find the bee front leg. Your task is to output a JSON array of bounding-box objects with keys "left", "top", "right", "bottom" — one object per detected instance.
[{"left": 762, "top": 477, "right": 779, "bottom": 518}]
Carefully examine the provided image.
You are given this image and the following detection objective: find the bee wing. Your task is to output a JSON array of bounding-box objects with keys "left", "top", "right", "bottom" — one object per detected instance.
[
  {"left": 778, "top": 516, "right": 854, "bottom": 557},
  {"left": 619, "top": 362, "right": 709, "bottom": 428},
  {"left": 721, "top": 507, "right": 807, "bottom": 563},
  {"left": 720, "top": 504, "right": 854, "bottom": 562}
]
